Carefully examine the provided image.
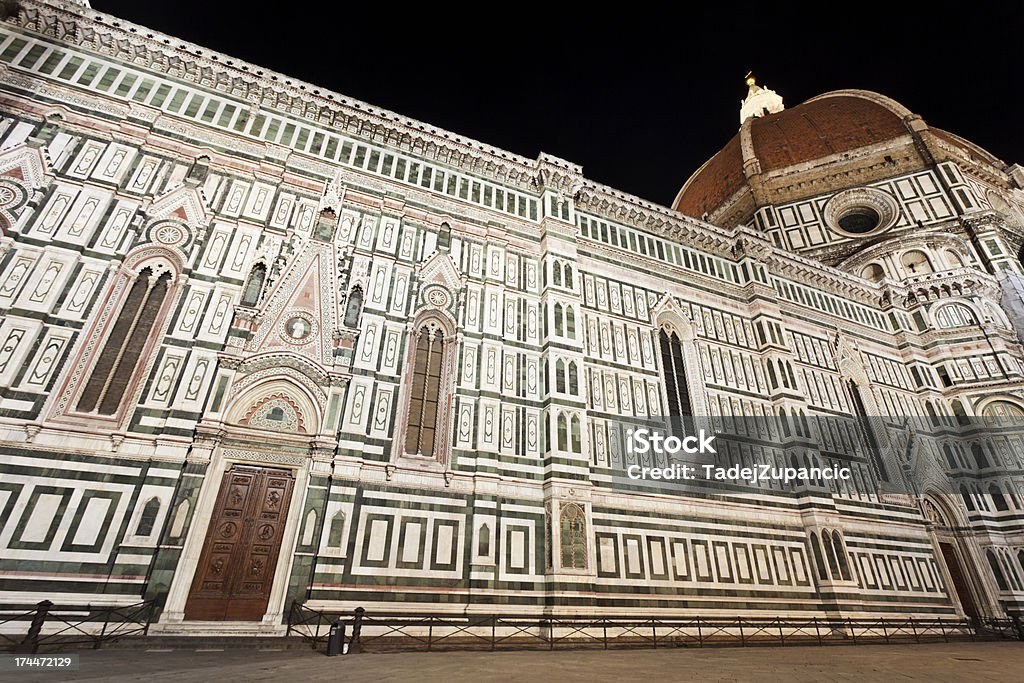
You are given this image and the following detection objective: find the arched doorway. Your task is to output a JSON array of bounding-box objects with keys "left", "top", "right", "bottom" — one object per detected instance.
[{"left": 922, "top": 496, "right": 987, "bottom": 621}]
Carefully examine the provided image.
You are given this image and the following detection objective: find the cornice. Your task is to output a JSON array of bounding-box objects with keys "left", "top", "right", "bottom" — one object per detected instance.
[{"left": 13, "top": 0, "right": 550, "bottom": 193}]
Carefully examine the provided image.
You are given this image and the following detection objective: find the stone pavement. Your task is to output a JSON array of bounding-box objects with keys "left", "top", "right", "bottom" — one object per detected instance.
[{"left": 15, "top": 641, "right": 1024, "bottom": 682}]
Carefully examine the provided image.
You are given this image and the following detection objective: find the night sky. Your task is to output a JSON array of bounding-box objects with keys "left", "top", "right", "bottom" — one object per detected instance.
[{"left": 93, "top": 1, "right": 1023, "bottom": 206}]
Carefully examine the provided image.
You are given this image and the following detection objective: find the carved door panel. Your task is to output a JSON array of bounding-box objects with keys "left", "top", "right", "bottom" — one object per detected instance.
[{"left": 184, "top": 465, "right": 295, "bottom": 621}]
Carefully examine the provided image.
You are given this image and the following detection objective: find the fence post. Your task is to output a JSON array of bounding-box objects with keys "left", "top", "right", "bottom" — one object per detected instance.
[
  {"left": 349, "top": 606, "right": 365, "bottom": 654},
  {"left": 738, "top": 618, "right": 745, "bottom": 647},
  {"left": 882, "top": 618, "right": 889, "bottom": 644},
  {"left": 15, "top": 600, "right": 53, "bottom": 654},
  {"left": 778, "top": 618, "right": 785, "bottom": 646},
  {"left": 911, "top": 618, "right": 919, "bottom": 643},
  {"left": 603, "top": 620, "right": 608, "bottom": 650},
  {"left": 940, "top": 620, "right": 948, "bottom": 643},
  {"left": 491, "top": 615, "right": 496, "bottom": 652},
  {"left": 652, "top": 620, "right": 657, "bottom": 649},
  {"left": 96, "top": 606, "right": 109, "bottom": 650},
  {"left": 697, "top": 617, "right": 703, "bottom": 648},
  {"left": 428, "top": 616, "right": 433, "bottom": 651},
  {"left": 849, "top": 618, "right": 857, "bottom": 645},
  {"left": 814, "top": 617, "right": 821, "bottom": 646},
  {"left": 143, "top": 601, "right": 155, "bottom": 637}
]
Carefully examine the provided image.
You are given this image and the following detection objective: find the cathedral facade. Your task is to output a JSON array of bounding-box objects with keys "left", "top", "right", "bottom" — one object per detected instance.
[{"left": 1, "top": 0, "right": 1024, "bottom": 633}]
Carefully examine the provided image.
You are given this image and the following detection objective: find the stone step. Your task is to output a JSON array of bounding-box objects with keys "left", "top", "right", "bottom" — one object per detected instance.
[{"left": 106, "top": 635, "right": 317, "bottom": 651}]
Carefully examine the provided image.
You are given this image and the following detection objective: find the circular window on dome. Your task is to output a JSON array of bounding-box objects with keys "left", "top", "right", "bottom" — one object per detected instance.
[
  {"left": 837, "top": 207, "right": 880, "bottom": 234},
  {"left": 823, "top": 188, "right": 899, "bottom": 238}
]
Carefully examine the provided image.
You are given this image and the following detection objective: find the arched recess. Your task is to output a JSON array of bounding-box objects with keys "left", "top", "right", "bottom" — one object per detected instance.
[
  {"left": 977, "top": 396, "right": 1024, "bottom": 427},
  {"left": 241, "top": 262, "right": 267, "bottom": 307},
  {"left": 931, "top": 301, "right": 979, "bottom": 330},
  {"left": 225, "top": 377, "right": 322, "bottom": 437},
  {"left": 923, "top": 493, "right": 993, "bottom": 620},
  {"left": 392, "top": 309, "right": 458, "bottom": 467}
]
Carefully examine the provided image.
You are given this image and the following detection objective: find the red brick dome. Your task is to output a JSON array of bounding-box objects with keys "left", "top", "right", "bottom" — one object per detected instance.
[
  {"left": 674, "top": 91, "right": 913, "bottom": 219},
  {"left": 672, "top": 89, "right": 1009, "bottom": 227}
]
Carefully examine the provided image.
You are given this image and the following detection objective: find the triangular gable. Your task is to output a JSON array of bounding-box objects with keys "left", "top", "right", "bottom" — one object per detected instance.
[
  {"left": 0, "top": 143, "right": 48, "bottom": 188},
  {"left": 148, "top": 184, "right": 209, "bottom": 226},
  {"left": 247, "top": 242, "right": 339, "bottom": 369}
]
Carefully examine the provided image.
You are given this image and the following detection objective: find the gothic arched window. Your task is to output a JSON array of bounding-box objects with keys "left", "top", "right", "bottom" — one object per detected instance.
[
  {"left": 568, "top": 361, "right": 578, "bottom": 396},
  {"left": 988, "top": 550, "right": 1009, "bottom": 591},
  {"left": 554, "top": 303, "right": 564, "bottom": 337},
  {"left": 565, "top": 307, "right": 576, "bottom": 339},
  {"left": 552, "top": 260, "right": 562, "bottom": 288},
  {"left": 404, "top": 323, "right": 447, "bottom": 458},
  {"left": 809, "top": 532, "right": 828, "bottom": 580},
  {"left": 327, "top": 510, "right": 346, "bottom": 549},
  {"left": 344, "top": 287, "right": 363, "bottom": 328},
  {"left": 557, "top": 413, "right": 568, "bottom": 451},
  {"left": 78, "top": 266, "right": 172, "bottom": 415},
  {"left": 555, "top": 359, "right": 567, "bottom": 394},
  {"left": 241, "top": 263, "right": 266, "bottom": 307},
  {"left": 135, "top": 497, "right": 161, "bottom": 537},
  {"left": 478, "top": 523, "right": 490, "bottom": 557},
  {"left": 659, "top": 329, "right": 692, "bottom": 419},
  {"left": 990, "top": 484, "right": 1010, "bottom": 512},
  {"left": 832, "top": 531, "right": 851, "bottom": 581}
]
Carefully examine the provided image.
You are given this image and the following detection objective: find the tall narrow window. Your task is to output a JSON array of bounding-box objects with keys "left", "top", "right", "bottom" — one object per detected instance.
[
  {"left": 809, "top": 533, "right": 828, "bottom": 580},
  {"left": 566, "top": 307, "right": 576, "bottom": 339},
  {"left": 988, "top": 550, "right": 1009, "bottom": 591},
  {"left": 343, "top": 287, "right": 363, "bottom": 328},
  {"left": 328, "top": 511, "right": 346, "bottom": 549},
  {"left": 241, "top": 263, "right": 266, "bottom": 306},
  {"left": 78, "top": 267, "right": 171, "bottom": 415},
  {"left": 135, "top": 497, "right": 161, "bottom": 537},
  {"left": 659, "top": 329, "right": 692, "bottom": 418},
  {"left": 404, "top": 324, "right": 446, "bottom": 457},
  {"left": 556, "top": 359, "right": 566, "bottom": 393}
]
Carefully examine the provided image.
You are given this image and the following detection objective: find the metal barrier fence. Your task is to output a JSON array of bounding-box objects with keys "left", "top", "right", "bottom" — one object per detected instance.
[
  {"left": 0, "top": 600, "right": 157, "bottom": 653},
  {"left": 287, "top": 602, "right": 1024, "bottom": 652}
]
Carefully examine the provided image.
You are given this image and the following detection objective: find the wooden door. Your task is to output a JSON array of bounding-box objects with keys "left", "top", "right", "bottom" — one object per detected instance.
[
  {"left": 184, "top": 465, "right": 295, "bottom": 621},
  {"left": 940, "top": 542, "right": 979, "bottom": 620}
]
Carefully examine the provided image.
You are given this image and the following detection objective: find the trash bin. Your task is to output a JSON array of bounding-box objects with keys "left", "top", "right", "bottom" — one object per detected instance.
[{"left": 326, "top": 618, "right": 346, "bottom": 656}]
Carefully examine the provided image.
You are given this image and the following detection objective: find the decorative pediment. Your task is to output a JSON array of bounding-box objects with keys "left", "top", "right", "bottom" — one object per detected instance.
[
  {"left": 0, "top": 143, "right": 48, "bottom": 188},
  {"left": 147, "top": 183, "right": 209, "bottom": 226},
  {"left": 247, "top": 241, "right": 340, "bottom": 369},
  {"left": 651, "top": 293, "right": 695, "bottom": 340},
  {"left": 415, "top": 249, "right": 463, "bottom": 316},
  {"left": 832, "top": 330, "right": 868, "bottom": 385}
]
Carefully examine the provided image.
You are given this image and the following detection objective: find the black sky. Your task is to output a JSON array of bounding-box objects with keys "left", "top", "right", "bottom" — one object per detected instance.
[{"left": 93, "top": 1, "right": 1022, "bottom": 206}]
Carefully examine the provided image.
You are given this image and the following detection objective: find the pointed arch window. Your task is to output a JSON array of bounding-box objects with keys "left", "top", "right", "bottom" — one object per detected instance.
[
  {"left": 135, "top": 497, "right": 161, "bottom": 537},
  {"left": 241, "top": 263, "right": 266, "bottom": 307},
  {"left": 809, "top": 532, "right": 828, "bottom": 580},
  {"left": 478, "top": 523, "right": 490, "bottom": 557},
  {"left": 659, "top": 329, "right": 692, "bottom": 419},
  {"left": 344, "top": 287, "right": 363, "bottom": 328},
  {"left": 404, "top": 322, "right": 449, "bottom": 458},
  {"left": 327, "top": 510, "right": 347, "bottom": 549},
  {"left": 78, "top": 266, "right": 172, "bottom": 415},
  {"left": 988, "top": 550, "right": 1009, "bottom": 591},
  {"left": 557, "top": 413, "right": 568, "bottom": 451}
]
